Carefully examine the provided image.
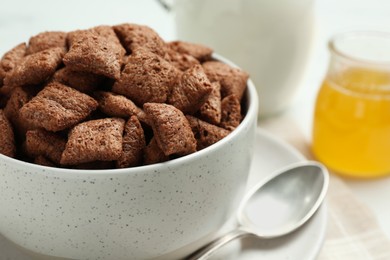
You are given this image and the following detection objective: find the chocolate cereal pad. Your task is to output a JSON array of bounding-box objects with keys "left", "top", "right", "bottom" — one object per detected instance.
[{"left": 0, "top": 23, "right": 249, "bottom": 169}]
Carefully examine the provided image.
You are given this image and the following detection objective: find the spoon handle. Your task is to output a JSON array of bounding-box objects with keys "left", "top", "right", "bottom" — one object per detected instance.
[{"left": 187, "top": 228, "right": 251, "bottom": 260}]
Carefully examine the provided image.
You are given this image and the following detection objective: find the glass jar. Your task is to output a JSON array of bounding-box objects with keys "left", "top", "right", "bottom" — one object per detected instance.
[{"left": 312, "top": 32, "right": 390, "bottom": 178}]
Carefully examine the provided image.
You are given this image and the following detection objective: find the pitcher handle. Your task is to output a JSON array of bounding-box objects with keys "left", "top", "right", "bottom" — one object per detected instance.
[{"left": 156, "top": 0, "right": 173, "bottom": 12}]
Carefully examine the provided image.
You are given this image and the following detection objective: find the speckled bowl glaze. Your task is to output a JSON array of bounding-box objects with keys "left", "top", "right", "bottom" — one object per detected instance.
[{"left": 0, "top": 55, "right": 258, "bottom": 260}]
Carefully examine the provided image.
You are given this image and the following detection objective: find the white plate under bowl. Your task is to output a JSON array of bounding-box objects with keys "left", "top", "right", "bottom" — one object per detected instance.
[
  {"left": 210, "top": 128, "right": 327, "bottom": 260},
  {"left": 0, "top": 128, "right": 327, "bottom": 260}
]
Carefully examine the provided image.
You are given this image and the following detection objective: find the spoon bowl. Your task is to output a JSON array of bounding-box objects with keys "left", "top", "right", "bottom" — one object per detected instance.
[
  {"left": 239, "top": 161, "right": 328, "bottom": 238},
  {"left": 188, "top": 161, "right": 329, "bottom": 260}
]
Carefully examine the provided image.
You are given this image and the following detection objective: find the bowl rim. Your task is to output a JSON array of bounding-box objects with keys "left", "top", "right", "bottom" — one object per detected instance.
[{"left": 0, "top": 53, "right": 259, "bottom": 177}]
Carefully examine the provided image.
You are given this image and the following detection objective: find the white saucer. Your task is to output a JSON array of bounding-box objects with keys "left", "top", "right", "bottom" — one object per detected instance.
[
  {"left": 0, "top": 128, "right": 327, "bottom": 260},
  {"left": 210, "top": 128, "right": 327, "bottom": 260}
]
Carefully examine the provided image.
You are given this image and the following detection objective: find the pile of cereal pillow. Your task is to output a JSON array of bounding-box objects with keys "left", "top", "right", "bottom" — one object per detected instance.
[{"left": 0, "top": 23, "right": 249, "bottom": 169}]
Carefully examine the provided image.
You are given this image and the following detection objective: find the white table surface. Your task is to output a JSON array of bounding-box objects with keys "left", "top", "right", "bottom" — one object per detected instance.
[{"left": 1, "top": 0, "right": 390, "bottom": 249}]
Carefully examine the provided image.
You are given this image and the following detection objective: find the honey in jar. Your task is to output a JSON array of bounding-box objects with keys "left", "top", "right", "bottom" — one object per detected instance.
[{"left": 312, "top": 32, "right": 390, "bottom": 178}]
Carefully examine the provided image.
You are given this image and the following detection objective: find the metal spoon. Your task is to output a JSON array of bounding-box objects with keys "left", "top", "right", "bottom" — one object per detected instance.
[{"left": 188, "top": 161, "right": 329, "bottom": 260}]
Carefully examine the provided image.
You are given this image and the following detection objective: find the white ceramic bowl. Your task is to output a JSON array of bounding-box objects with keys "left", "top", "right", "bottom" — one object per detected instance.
[{"left": 0, "top": 55, "right": 258, "bottom": 260}]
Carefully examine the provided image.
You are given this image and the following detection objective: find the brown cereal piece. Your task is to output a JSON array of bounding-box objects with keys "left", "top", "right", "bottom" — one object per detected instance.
[
  {"left": 67, "top": 26, "right": 125, "bottom": 57},
  {"left": 113, "top": 23, "right": 166, "bottom": 56},
  {"left": 63, "top": 30, "right": 122, "bottom": 79},
  {"left": 168, "top": 64, "right": 212, "bottom": 114},
  {"left": 220, "top": 94, "right": 242, "bottom": 131},
  {"left": 112, "top": 49, "right": 178, "bottom": 105},
  {"left": 164, "top": 48, "right": 200, "bottom": 71},
  {"left": 20, "top": 82, "right": 98, "bottom": 132},
  {"left": 4, "top": 87, "right": 33, "bottom": 136},
  {"left": 0, "top": 43, "right": 27, "bottom": 73},
  {"left": 4, "top": 87, "right": 30, "bottom": 121},
  {"left": 202, "top": 61, "right": 249, "bottom": 100},
  {"left": 0, "top": 43, "right": 27, "bottom": 94},
  {"left": 92, "top": 26, "right": 126, "bottom": 55},
  {"left": 25, "top": 129, "right": 66, "bottom": 164},
  {"left": 68, "top": 26, "right": 126, "bottom": 62},
  {"left": 143, "top": 103, "right": 196, "bottom": 156},
  {"left": 4, "top": 47, "right": 64, "bottom": 87},
  {"left": 199, "top": 81, "right": 222, "bottom": 124},
  {"left": 66, "top": 30, "right": 87, "bottom": 46},
  {"left": 94, "top": 91, "right": 140, "bottom": 118},
  {"left": 51, "top": 67, "right": 104, "bottom": 93},
  {"left": 143, "top": 137, "right": 168, "bottom": 165},
  {"left": 34, "top": 155, "right": 56, "bottom": 167},
  {"left": 168, "top": 41, "right": 213, "bottom": 62},
  {"left": 92, "top": 26, "right": 120, "bottom": 40},
  {"left": 186, "top": 115, "right": 230, "bottom": 150},
  {"left": 0, "top": 109, "right": 16, "bottom": 157},
  {"left": 116, "top": 116, "right": 146, "bottom": 168},
  {"left": 66, "top": 30, "right": 85, "bottom": 46},
  {"left": 60, "top": 118, "right": 125, "bottom": 165},
  {"left": 26, "top": 31, "right": 67, "bottom": 54}
]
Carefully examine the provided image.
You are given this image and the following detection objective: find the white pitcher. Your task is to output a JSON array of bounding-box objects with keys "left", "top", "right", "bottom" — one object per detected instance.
[{"left": 158, "top": 0, "right": 316, "bottom": 117}]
